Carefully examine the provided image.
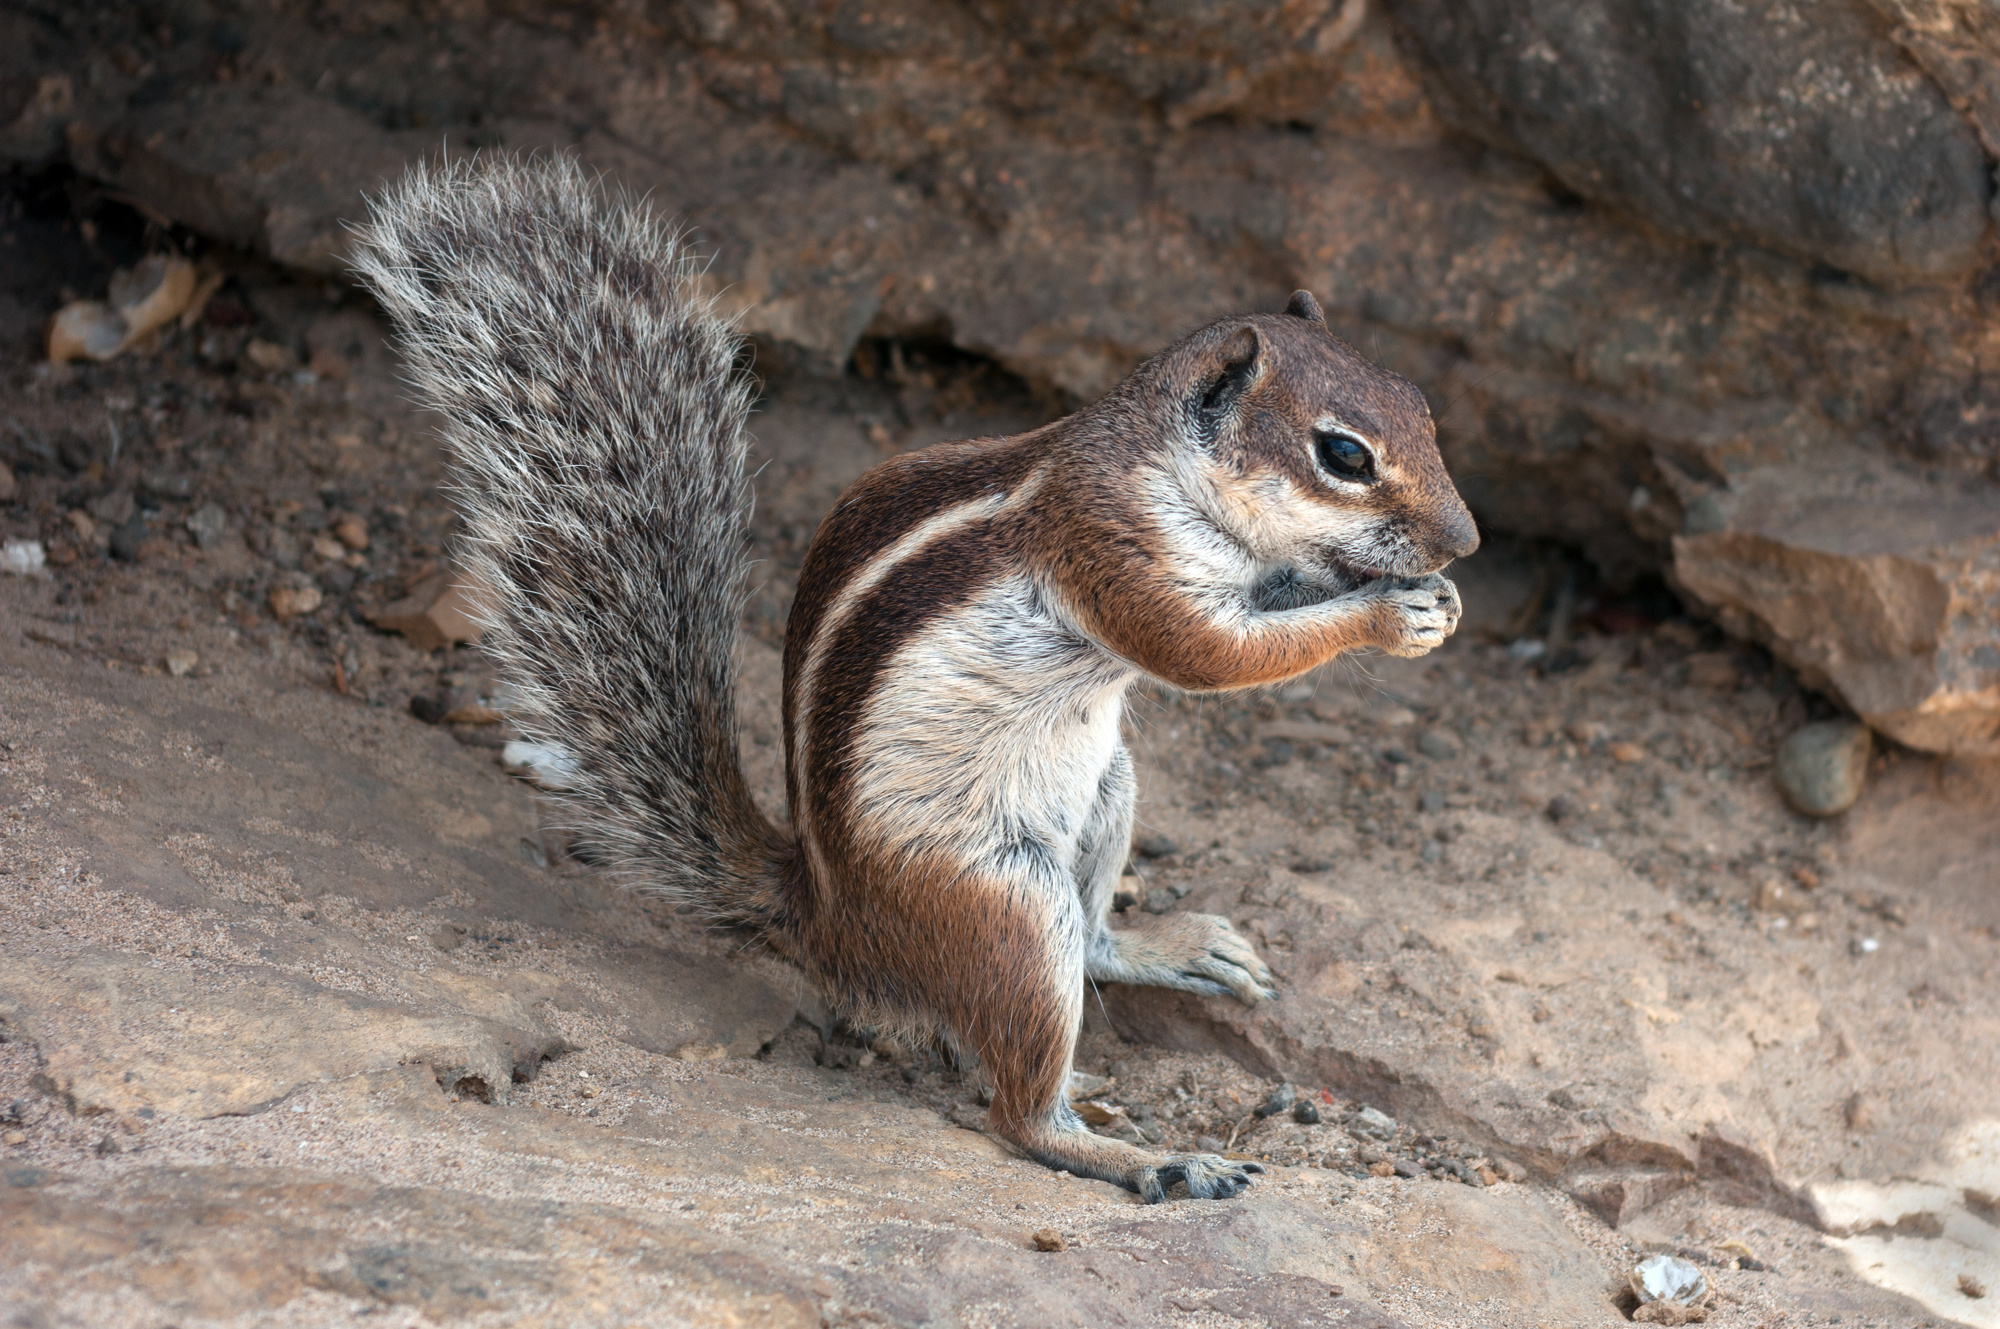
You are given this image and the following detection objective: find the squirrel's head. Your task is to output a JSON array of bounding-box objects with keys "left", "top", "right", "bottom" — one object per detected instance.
[{"left": 1129, "top": 290, "right": 1478, "bottom": 595}]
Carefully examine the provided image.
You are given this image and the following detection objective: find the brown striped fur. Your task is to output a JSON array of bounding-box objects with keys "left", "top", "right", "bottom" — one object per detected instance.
[
  {"left": 357, "top": 158, "right": 1473, "bottom": 1204},
  {"left": 777, "top": 293, "right": 1474, "bottom": 1199}
]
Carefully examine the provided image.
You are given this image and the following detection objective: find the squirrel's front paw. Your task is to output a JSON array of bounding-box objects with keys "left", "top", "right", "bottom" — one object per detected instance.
[{"left": 1365, "top": 572, "right": 1461, "bottom": 658}]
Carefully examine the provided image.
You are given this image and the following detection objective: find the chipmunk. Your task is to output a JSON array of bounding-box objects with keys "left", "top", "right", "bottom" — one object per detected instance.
[{"left": 354, "top": 156, "right": 1476, "bottom": 1204}]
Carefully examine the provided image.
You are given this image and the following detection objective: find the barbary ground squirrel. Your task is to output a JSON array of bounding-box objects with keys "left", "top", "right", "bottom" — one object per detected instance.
[{"left": 354, "top": 156, "right": 1476, "bottom": 1203}]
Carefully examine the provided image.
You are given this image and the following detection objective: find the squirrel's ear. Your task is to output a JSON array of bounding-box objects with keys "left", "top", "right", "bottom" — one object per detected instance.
[
  {"left": 1284, "top": 289, "right": 1326, "bottom": 326},
  {"left": 1197, "top": 325, "right": 1261, "bottom": 432}
]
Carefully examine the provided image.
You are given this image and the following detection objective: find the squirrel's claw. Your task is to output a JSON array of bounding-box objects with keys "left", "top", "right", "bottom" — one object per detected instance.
[
  {"left": 1195, "top": 925, "right": 1276, "bottom": 1005},
  {"left": 1139, "top": 1154, "right": 1266, "bottom": 1203}
]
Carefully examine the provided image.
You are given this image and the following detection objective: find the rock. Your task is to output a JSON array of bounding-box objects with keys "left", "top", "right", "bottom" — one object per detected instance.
[
  {"left": 332, "top": 515, "right": 369, "bottom": 551},
  {"left": 1, "top": 540, "right": 45, "bottom": 577},
  {"left": 0, "top": 1060, "right": 1643, "bottom": 1328},
  {"left": 1132, "top": 833, "right": 1179, "bottom": 859},
  {"left": 45, "top": 255, "right": 198, "bottom": 362},
  {"left": 1140, "top": 887, "right": 1174, "bottom": 915},
  {"left": 1813, "top": 1138, "right": 2000, "bottom": 1321},
  {"left": 1381, "top": 0, "right": 1991, "bottom": 285},
  {"left": 1350, "top": 1106, "right": 1397, "bottom": 1139},
  {"left": 106, "top": 513, "right": 150, "bottom": 563},
  {"left": 87, "top": 489, "right": 134, "bottom": 526},
  {"left": 243, "top": 337, "right": 296, "bottom": 373},
  {"left": 1099, "top": 768, "right": 1999, "bottom": 1238},
  {"left": 370, "top": 570, "right": 486, "bottom": 652},
  {"left": 17, "top": 0, "right": 2000, "bottom": 695},
  {"left": 267, "top": 580, "right": 323, "bottom": 622},
  {"left": 1292, "top": 1099, "right": 1322, "bottom": 1126},
  {"left": 63, "top": 85, "right": 436, "bottom": 274},
  {"left": 598, "top": 945, "right": 798, "bottom": 1062},
  {"left": 45, "top": 300, "right": 125, "bottom": 363},
  {"left": 0, "top": 952, "right": 568, "bottom": 1116},
  {"left": 1253, "top": 1083, "right": 1298, "bottom": 1118},
  {"left": 1672, "top": 453, "right": 2000, "bottom": 758},
  {"left": 163, "top": 649, "right": 197, "bottom": 678},
  {"left": 106, "top": 255, "right": 199, "bottom": 343},
  {"left": 184, "top": 502, "right": 231, "bottom": 551},
  {"left": 1775, "top": 720, "right": 1873, "bottom": 817},
  {"left": 1416, "top": 729, "right": 1460, "bottom": 760},
  {"left": 1071, "top": 1099, "right": 1120, "bottom": 1126},
  {"left": 1566, "top": 1166, "right": 1695, "bottom": 1228}
]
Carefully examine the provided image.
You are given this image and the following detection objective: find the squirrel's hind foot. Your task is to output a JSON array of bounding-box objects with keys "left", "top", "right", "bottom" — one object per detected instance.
[{"left": 1137, "top": 1153, "right": 1266, "bottom": 1203}]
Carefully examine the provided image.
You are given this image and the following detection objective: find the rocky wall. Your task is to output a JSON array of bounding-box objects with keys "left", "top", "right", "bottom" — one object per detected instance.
[{"left": 3, "top": 0, "right": 1998, "bottom": 753}]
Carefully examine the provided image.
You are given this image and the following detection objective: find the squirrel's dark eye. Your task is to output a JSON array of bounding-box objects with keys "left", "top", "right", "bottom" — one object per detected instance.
[{"left": 1314, "top": 430, "right": 1375, "bottom": 482}]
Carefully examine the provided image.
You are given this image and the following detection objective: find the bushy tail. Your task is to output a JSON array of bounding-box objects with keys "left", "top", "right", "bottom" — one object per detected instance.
[{"left": 352, "top": 154, "right": 791, "bottom": 926}]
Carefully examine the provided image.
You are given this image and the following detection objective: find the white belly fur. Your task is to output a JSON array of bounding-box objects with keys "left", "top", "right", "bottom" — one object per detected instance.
[{"left": 846, "top": 573, "right": 1134, "bottom": 888}]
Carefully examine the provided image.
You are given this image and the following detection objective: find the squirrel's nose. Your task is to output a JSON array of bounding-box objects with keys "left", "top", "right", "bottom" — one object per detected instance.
[
  {"left": 1448, "top": 504, "right": 1480, "bottom": 556},
  {"left": 1435, "top": 503, "right": 1480, "bottom": 563}
]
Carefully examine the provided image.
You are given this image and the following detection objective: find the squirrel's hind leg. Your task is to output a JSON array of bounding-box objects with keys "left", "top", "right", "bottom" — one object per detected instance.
[{"left": 957, "top": 873, "right": 1260, "bottom": 1202}]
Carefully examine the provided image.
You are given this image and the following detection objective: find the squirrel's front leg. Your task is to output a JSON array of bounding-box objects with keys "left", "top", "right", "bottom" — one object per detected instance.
[
  {"left": 1072, "top": 570, "right": 1462, "bottom": 692},
  {"left": 1075, "top": 744, "right": 1275, "bottom": 1005}
]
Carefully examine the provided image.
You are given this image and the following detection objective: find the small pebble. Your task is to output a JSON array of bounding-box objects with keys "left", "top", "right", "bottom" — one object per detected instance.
[
  {"left": 1608, "top": 741, "right": 1646, "bottom": 763},
  {"left": 1960, "top": 1273, "right": 1987, "bottom": 1299},
  {"left": 1415, "top": 729, "right": 1459, "bottom": 760},
  {"left": 245, "top": 338, "right": 296, "bottom": 371},
  {"left": 332, "top": 515, "right": 370, "bottom": 550},
  {"left": 1349, "top": 1105, "right": 1396, "bottom": 1138},
  {"left": 1031, "top": 1228, "right": 1067, "bottom": 1252},
  {"left": 2, "top": 540, "right": 48, "bottom": 577},
  {"left": 1630, "top": 1253, "right": 1708, "bottom": 1308},
  {"left": 164, "top": 649, "right": 198, "bottom": 678},
  {"left": 1775, "top": 719, "right": 1871, "bottom": 816},
  {"left": 1197, "top": 1135, "right": 1227, "bottom": 1153},
  {"left": 1111, "top": 889, "right": 1137, "bottom": 913},
  {"left": 1290, "top": 1100, "right": 1320, "bottom": 1125},
  {"left": 1133, "top": 833, "right": 1179, "bottom": 859},
  {"left": 185, "top": 503, "right": 232, "bottom": 550},
  {"left": 269, "top": 583, "right": 323, "bottom": 621},
  {"left": 1253, "top": 1084, "right": 1297, "bottom": 1118},
  {"left": 1367, "top": 1161, "right": 1396, "bottom": 1177},
  {"left": 3, "top": 1131, "right": 25, "bottom": 1146},
  {"left": 1141, "top": 887, "right": 1173, "bottom": 915}
]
